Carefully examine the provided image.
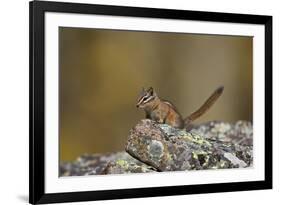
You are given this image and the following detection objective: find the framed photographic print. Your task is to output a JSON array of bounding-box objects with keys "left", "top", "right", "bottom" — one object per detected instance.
[{"left": 29, "top": 0, "right": 272, "bottom": 204}]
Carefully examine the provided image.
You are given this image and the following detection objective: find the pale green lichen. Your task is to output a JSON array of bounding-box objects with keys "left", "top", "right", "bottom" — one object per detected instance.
[
  {"left": 115, "top": 159, "right": 129, "bottom": 169},
  {"left": 192, "top": 152, "right": 198, "bottom": 160},
  {"left": 192, "top": 133, "right": 212, "bottom": 146},
  {"left": 192, "top": 150, "right": 207, "bottom": 160},
  {"left": 218, "top": 160, "right": 227, "bottom": 168},
  {"left": 166, "top": 153, "right": 173, "bottom": 161},
  {"left": 182, "top": 132, "right": 212, "bottom": 147},
  {"left": 159, "top": 124, "right": 211, "bottom": 147},
  {"left": 202, "top": 155, "right": 210, "bottom": 167}
]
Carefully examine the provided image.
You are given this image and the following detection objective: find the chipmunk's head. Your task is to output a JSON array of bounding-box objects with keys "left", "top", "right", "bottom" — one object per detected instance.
[{"left": 136, "top": 87, "right": 158, "bottom": 109}]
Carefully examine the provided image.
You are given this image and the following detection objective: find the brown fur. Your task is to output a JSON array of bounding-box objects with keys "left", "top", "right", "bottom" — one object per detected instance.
[{"left": 136, "top": 86, "right": 224, "bottom": 130}]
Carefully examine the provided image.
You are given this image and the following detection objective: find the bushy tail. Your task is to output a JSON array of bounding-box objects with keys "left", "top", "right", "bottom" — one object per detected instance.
[{"left": 184, "top": 86, "right": 224, "bottom": 125}]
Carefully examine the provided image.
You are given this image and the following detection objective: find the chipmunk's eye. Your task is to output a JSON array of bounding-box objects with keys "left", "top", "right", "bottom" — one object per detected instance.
[{"left": 142, "top": 97, "right": 148, "bottom": 101}]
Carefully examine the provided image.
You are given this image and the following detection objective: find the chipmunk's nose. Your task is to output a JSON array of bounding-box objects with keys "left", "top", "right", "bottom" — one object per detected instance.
[{"left": 136, "top": 102, "right": 141, "bottom": 108}]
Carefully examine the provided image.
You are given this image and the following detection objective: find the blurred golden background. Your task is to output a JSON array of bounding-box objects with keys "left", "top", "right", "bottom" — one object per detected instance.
[{"left": 59, "top": 27, "right": 253, "bottom": 161}]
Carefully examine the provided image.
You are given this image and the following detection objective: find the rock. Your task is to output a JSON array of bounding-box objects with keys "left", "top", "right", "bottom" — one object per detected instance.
[
  {"left": 191, "top": 121, "right": 253, "bottom": 146},
  {"left": 60, "top": 151, "right": 155, "bottom": 176},
  {"left": 103, "top": 159, "right": 156, "bottom": 174},
  {"left": 125, "top": 119, "right": 252, "bottom": 171},
  {"left": 60, "top": 120, "right": 253, "bottom": 176}
]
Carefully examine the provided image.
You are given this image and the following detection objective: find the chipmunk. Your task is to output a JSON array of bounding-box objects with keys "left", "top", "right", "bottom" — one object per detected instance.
[{"left": 136, "top": 86, "right": 224, "bottom": 130}]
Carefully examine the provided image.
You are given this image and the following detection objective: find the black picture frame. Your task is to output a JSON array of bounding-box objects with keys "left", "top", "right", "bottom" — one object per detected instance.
[{"left": 29, "top": 0, "right": 272, "bottom": 204}]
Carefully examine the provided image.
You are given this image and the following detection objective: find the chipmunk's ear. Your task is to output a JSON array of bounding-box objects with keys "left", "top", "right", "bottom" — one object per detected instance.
[{"left": 147, "top": 87, "right": 154, "bottom": 96}]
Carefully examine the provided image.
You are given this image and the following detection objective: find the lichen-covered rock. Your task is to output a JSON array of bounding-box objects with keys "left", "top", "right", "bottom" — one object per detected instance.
[
  {"left": 125, "top": 119, "right": 252, "bottom": 171},
  {"left": 60, "top": 153, "right": 110, "bottom": 176},
  {"left": 191, "top": 121, "right": 253, "bottom": 146},
  {"left": 103, "top": 158, "right": 156, "bottom": 174},
  {"left": 60, "top": 151, "right": 155, "bottom": 176},
  {"left": 60, "top": 120, "right": 253, "bottom": 176}
]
